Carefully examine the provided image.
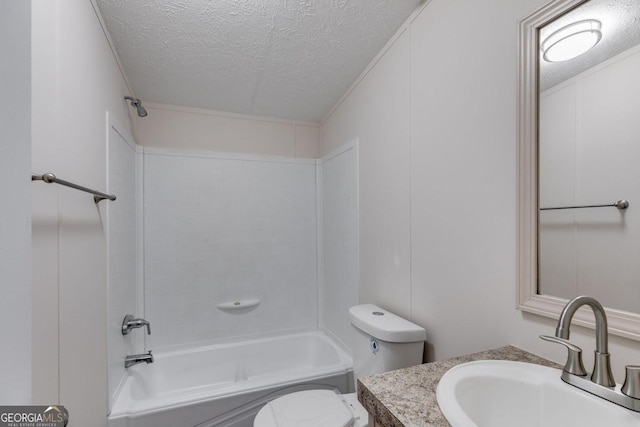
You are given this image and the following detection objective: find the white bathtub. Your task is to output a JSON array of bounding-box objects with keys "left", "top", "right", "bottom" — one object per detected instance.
[{"left": 108, "top": 332, "right": 353, "bottom": 427}]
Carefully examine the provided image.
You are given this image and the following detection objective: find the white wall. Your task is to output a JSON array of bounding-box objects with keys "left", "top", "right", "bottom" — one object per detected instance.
[
  {"left": 0, "top": 0, "right": 32, "bottom": 404},
  {"left": 322, "top": 0, "right": 640, "bottom": 373},
  {"left": 136, "top": 103, "right": 321, "bottom": 159},
  {"left": 408, "top": 0, "right": 523, "bottom": 361},
  {"left": 31, "top": 0, "right": 60, "bottom": 404},
  {"left": 31, "top": 0, "right": 134, "bottom": 424},
  {"left": 322, "top": 26, "right": 412, "bottom": 321},
  {"left": 143, "top": 149, "right": 318, "bottom": 350}
]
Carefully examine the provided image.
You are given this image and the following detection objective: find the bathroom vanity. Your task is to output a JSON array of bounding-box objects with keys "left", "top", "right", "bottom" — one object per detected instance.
[{"left": 357, "top": 346, "right": 560, "bottom": 426}]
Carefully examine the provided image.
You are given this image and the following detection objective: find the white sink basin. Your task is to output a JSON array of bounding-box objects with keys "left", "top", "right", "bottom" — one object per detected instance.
[{"left": 436, "top": 360, "right": 640, "bottom": 427}]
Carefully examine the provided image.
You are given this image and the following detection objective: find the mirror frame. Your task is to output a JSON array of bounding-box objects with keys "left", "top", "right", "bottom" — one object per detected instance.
[{"left": 517, "top": 0, "right": 640, "bottom": 341}]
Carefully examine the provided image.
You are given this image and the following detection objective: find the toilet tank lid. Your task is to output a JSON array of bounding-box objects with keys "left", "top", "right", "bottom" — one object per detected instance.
[{"left": 349, "top": 304, "right": 426, "bottom": 343}]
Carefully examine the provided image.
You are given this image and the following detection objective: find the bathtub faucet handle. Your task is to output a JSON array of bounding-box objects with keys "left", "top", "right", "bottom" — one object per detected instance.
[{"left": 122, "top": 314, "right": 151, "bottom": 335}]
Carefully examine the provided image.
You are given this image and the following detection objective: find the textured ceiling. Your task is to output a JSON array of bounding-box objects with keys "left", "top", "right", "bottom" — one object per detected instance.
[
  {"left": 96, "top": 0, "right": 422, "bottom": 122},
  {"left": 540, "top": 0, "right": 640, "bottom": 91}
]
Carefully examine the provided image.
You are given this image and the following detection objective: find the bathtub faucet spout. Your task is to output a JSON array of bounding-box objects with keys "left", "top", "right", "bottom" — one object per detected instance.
[{"left": 125, "top": 351, "right": 154, "bottom": 369}]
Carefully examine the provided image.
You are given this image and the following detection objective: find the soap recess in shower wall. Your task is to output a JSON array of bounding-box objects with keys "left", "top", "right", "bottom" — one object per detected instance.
[{"left": 217, "top": 300, "right": 261, "bottom": 312}]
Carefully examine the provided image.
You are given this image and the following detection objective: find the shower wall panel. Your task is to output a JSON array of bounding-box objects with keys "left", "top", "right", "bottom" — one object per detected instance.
[
  {"left": 143, "top": 149, "right": 318, "bottom": 349},
  {"left": 319, "top": 142, "right": 358, "bottom": 351},
  {"left": 107, "top": 118, "right": 140, "bottom": 410}
]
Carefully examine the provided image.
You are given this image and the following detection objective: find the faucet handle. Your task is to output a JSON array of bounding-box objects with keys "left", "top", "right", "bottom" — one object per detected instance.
[
  {"left": 141, "top": 320, "right": 151, "bottom": 335},
  {"left": 540, "top": 335, "right": 588, "bottom": 376},
  {"left": 122, "top": 314, "right": 151, "bottom": 335},
  {"left": 622, "top": 366, "right": 640, "bottom": 399}
]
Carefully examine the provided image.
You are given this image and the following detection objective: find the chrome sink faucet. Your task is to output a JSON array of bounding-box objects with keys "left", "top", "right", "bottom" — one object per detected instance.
[
  {"left": 541, "top": 295, "right": 640, "bottom": 412},
  {"left": 124, "top": 351, "right": 154, "bottom": 369},
  {"left": 556, "top": 295, "right": 614, "bottom": 386}
]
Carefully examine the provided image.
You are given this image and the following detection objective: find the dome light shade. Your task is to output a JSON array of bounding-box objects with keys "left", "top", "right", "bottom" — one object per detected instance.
[{"left": 541, "top": 19, "right": 602, "bottom": 62}]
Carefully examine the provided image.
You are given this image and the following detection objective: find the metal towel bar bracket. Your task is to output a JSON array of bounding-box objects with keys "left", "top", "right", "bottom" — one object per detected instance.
[
  {"left": 32, "top": 173, "right": 117, "bottom": 203},
  {"left": 540, "top": 199, "right": 629, "bottom": 211}
]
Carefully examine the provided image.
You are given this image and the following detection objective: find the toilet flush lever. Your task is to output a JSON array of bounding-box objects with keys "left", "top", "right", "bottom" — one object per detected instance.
[{"left": 122, "top": 314, "right": 151, "bottom": 335}]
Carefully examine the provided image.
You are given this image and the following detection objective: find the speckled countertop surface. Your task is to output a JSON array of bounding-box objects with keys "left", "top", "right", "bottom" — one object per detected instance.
[{"left": 357, "top": 346, "right": 562, "bottom": 427}]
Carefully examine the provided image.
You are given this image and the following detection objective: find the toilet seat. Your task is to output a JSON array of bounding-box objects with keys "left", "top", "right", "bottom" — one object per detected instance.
[{"left": 254, "top": 389, "right": 356, "bottom": 427}]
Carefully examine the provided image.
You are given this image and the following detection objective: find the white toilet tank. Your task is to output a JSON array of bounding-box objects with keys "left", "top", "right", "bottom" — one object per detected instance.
[{"left": 349, "top": 304, "right": 427, "bottom": 383}]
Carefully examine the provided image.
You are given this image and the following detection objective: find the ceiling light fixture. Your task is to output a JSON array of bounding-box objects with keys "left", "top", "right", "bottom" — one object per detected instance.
[{"left": 541, "top": 19, "right": 602, "bottom": 62}]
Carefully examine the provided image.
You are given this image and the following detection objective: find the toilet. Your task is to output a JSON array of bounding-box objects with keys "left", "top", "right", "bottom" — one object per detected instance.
[{"left": 253, "top": 304, "right": 427, "bottom": 427}]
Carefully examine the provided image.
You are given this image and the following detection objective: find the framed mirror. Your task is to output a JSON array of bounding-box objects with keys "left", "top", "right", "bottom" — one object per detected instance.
[{"left": 517, "top": 0, "right": 640, "bottom": 340}]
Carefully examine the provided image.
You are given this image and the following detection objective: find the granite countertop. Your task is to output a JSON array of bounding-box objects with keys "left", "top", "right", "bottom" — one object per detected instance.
[{"left": 357, "top": 346, "right": 561, "bottom": 427}]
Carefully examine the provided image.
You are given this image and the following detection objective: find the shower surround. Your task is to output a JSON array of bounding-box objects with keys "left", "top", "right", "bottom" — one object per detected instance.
[
  {"left": 108, "top": 139, "right": 358, "bottom": 423},
  {"left": 143, "top": 149, "right": 320, "bottom": 349}
]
